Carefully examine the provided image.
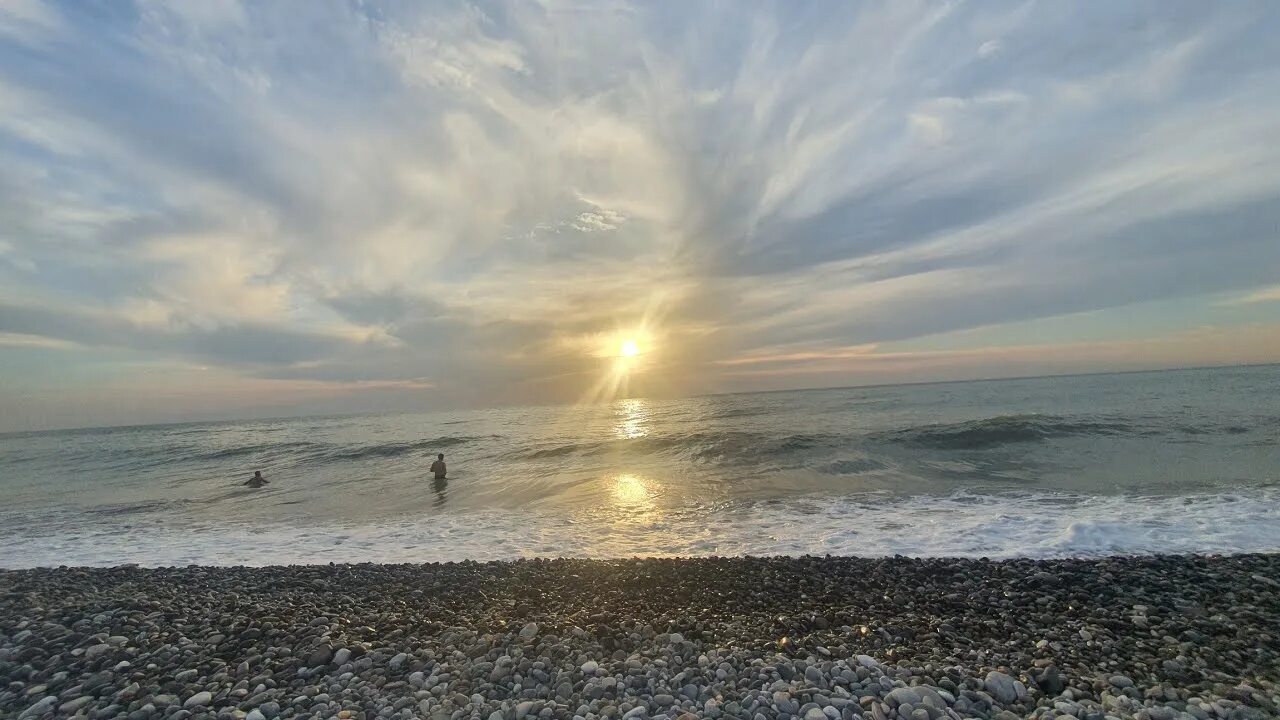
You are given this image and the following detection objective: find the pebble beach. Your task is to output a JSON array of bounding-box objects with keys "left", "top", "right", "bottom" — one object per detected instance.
[{"left": 3, "top": 555, "right": 1278, "bottom": 720}]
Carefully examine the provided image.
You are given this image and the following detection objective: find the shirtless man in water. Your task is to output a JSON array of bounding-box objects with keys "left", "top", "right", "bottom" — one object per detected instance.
[
  {"left": 243, "top": 470, "right": 269, "bottom": 488},
  {"left": 430, "top": 453, "right": 447, "bottom": 480}
]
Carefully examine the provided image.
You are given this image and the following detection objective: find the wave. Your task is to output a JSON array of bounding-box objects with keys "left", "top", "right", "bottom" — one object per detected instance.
[
  {"left": 194, "top": 441, "right": 320, "bottom": 461},
  {"left": 320, "top": 435, "right": 485, "bottom": 461},
  {"left": 516, "top": 431, "right": 838, "bottom": 464},
  {"left": 83, "top": 499, "right": 190, "bottom": 517},
  {"left": 513, "top": 412, "right": 1264, "bottom": 463},
  {"left": 872, "top": 414, "right": 1143, "bottom": 450},
  {"left": 527, "top": 414, "right": 1167, "bottom": 460},
  {"left": 151, "top": 435, "right": 492, "bottom": 466},
  {"left": 8, "top": 488, "right": 1278, "bottom": 567},
  {"left": 522, "top": 443, "right": 591, "bottom": 459},
  {"left": 821, "top": 457, "right": 887, "bottom": 475},
  {"left": 704, "top": 406, "right": 767, "bottom": 420}
]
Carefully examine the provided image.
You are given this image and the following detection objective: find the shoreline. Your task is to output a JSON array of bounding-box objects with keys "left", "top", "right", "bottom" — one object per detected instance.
[
  {"left": 8, "top": 485, "right": 1280, "bottom": 568},
  {"left": 5, "top": 548, "right": 1280, "bottom": 571},
  {"left": 2, "top": 554, "right": 1277, "bottom": 720}
]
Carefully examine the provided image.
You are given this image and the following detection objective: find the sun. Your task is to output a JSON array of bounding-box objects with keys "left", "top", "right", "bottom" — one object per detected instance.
[{"left": 581, "top": 326, "right": 657, "bottom": 403}]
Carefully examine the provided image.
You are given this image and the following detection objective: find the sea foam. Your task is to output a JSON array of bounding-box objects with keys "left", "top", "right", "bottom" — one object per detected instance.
[{"left": 3, "top": 488, "right": 1276, "bottom": 568}]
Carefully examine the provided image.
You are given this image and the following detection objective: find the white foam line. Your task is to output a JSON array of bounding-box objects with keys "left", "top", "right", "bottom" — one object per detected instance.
[{"left": 2, "top": 489, "right": 1278, "bottom": 568}]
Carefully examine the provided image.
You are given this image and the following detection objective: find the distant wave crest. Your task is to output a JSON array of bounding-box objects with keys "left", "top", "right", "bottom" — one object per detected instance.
[
  {"left": 517, "top": 431, "right": 838, "bottom": 464},
  {"left": 322, "top": 436, "right": 483, "bottom": 461},
  {"left": 188, "top": 436, "right": 488, "bottom": 464},
  {"left": 195, "top": 441, "right": 319, "bottom": 461},
  {"left": 873, "top": 414, "right": 1138, "bottom": 449}
]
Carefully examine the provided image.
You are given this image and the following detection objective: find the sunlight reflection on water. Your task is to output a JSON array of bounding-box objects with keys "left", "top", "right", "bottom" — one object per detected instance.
[
  {"left": 614, "top": 398, "right": 650, "bottom": 439},
  {"left": 612, "top": 473, "right": 654, "bottom": 506}
]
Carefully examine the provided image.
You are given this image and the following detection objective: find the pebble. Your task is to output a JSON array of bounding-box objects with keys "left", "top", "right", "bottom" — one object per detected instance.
[
  {"left": 307, "top": 644, "right": 333, "bottom": 667},
  {"left": 887, "top": 688, "right": 922, "bottom": 707},
  {"left": 984, "top": 671, "right": 1018, "bottom": 704},
  {"left": 60, "top": 696, "right": 95, "bottom": 713},
  {"left": 84, "top": 644, "right": 113, "bottom": 660},
  {"left": 19, "top": 696, "right": 57, "bottom": 719}
]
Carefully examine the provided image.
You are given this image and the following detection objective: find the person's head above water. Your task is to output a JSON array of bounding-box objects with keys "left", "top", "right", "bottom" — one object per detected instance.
[
  {"left": 437, "top": 454, "right": 444, "bottom": 460},
  {"left": 253, "top": 470, "right": 263, "bottom": 479}
]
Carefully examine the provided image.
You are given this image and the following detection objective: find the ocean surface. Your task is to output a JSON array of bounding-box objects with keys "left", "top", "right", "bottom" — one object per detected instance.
[{"left": 1, "top": 365, "right": 1277, "bottom": 568}]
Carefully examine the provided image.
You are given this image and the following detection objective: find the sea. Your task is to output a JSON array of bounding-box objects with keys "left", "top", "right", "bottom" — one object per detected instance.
[{"left": 1, "top": 365, "right": 1277, "bottom": 568}]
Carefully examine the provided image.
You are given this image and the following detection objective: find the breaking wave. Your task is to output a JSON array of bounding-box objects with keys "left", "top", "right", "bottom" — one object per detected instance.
[{"left": 6, "top": 488, "right": 1278, "bottom": 567}]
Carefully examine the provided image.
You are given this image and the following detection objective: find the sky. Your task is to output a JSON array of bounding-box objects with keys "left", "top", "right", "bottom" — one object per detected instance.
[{"left": 1, "top": 1, "right": 1279, "bottom": 431}]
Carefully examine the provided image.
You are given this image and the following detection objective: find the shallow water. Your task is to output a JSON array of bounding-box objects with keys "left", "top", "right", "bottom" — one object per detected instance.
[{"left": 2, "top": 365, "right": 1277, "bottom": 567}]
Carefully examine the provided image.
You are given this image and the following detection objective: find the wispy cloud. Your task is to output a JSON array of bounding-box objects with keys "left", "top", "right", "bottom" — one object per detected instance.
[
  {"left": 1225, "top": 285, "right": 1280, "bottom": 306},
  {"left": 713, "top": 323, "right": 1280, "bottom": 391},
  {"left": 0, "top": 332, "right": 77, "bottom": 350},
  {"left": 0, "top": 0, "right": 63, "bottom": 45}
]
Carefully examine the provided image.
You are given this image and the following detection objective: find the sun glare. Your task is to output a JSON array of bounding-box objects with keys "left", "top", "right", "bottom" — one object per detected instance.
[{"left": 581, "top": 325, "right": 657, "bottom": 404}]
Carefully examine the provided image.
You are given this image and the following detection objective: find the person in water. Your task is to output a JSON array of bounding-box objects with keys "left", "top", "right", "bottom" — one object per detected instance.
[
  {"left": 430, "top": 453, "right": 447, "bottom": 480},
  {"left": 431, "top": 476, "right": 448, "bottom": 508},
  {"left": 243, "top": 470, "right": 269, "bottom": 488}
]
